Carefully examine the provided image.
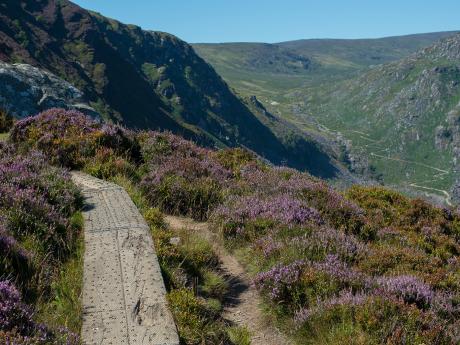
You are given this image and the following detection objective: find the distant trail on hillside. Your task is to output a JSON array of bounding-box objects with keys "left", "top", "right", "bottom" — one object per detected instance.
[
  {"left": 165, "top": 215, "right": 292, "bottom": 345},
  {"left": 72, "top": 172, "right": 179, "bottom": 345}
]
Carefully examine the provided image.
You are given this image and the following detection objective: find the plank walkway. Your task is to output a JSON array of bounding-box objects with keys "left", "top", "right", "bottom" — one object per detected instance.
[{"left": 72, "top": 172, "right": 179, "bottom": 345}]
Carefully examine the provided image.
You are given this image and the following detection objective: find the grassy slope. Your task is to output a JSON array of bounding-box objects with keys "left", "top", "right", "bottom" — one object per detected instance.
[
  {"left": 193, "top": 31, "right": 460, "bottom": 203},
  {"left": 193, "top": 32, "right": 457, "bottom": 95},
  {"left": 299, "top": 37, "right": 460, "bottom": 201}
]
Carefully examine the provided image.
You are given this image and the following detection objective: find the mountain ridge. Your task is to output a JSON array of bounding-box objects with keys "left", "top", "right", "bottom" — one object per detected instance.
[
  {"left": 193, "top": 31, "right": 460, "bottom": 205},
  {"left": 0, "top": 0, "right": 351, "bottom": 179}
]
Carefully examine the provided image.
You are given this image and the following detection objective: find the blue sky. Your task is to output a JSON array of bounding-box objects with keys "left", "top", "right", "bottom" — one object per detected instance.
[{"left": 72, "top": 0, "right": 460, "bottom": 43}]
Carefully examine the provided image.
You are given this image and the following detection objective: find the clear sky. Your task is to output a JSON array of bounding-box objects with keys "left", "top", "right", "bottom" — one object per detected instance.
[{"left": 72, "top": 0, "right": 460, "bottom": 43}]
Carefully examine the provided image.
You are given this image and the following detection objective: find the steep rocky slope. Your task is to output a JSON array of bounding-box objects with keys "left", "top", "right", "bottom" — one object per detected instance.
[
  {"left": 301, "top": 33, "right": 460, "bottom": 203},
  {"left": 0, "top": 0, "right": 349, "bottom": 179}
]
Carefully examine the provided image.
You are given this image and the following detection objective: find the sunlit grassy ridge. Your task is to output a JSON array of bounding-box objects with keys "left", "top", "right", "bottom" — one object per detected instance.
[{"left": 8, "top": 108, "right": 460, "bottom": 344}]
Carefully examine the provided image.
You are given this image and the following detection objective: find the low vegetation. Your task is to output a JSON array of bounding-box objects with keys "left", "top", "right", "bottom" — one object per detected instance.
[
  {"left": 0, "top": 108, "right": 14, "bottom": 133},
  {"left": 6, "top": 108, "right": 460, "bottom": 344},
  {"left": 0, "top": 142, "right": 82, "bottom": 344}
]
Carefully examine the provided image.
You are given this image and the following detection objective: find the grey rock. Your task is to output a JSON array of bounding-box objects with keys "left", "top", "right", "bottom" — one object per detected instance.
[
  {"left": 452, "top": 180, "right": 460, "bottom": 205},
  {"left": 0, "top": 62, "right": 99, "bottom": 118}
]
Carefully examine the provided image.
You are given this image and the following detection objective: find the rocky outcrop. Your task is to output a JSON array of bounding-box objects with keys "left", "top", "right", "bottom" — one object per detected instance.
[
  {"left": 452, "top": 179, "right": 460, "bottom": 205},
  {"left": 0, "top": 62, "right": 98, "bottom": 118}
]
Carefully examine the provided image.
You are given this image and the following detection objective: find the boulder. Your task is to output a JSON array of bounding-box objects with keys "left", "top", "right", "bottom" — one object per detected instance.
[{"left": 0, "top": 62, "right": 99, "bottom": 118}]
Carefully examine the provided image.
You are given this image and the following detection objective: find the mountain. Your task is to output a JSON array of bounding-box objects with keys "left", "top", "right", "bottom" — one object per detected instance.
[
  {"left": 278, "top": 32, "right": 459, "bottom": 70},
  {"left": 299, "top": 33, "right": 460, "bottom": 204},
  {"left": 194, "top": 32, "right": 460, "bottom": 204},
  {"left": 0, "top": 0, "right": 352, "bottom": 179},
  {"left": 193, "top": 32, "right": 458, "bottom": 96}
]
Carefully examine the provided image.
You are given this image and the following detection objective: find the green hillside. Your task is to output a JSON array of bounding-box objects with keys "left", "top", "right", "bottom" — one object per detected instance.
[
  {"left": 301, "top": 34, "right": 460, "bottom": 204},
  {"left": 0, "top": 0, "right": 351, "bottom": 179},
  {"left": 194, "top": 32, "right": 460, "bottom": 204}
]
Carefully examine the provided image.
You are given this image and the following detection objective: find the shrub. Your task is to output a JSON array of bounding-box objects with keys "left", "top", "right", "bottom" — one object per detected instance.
[
  {"left": 144, "top": 207, "right": 167, "bottom": 230},
  {"left": 0, "top": 147, "right": 80, "bottom": 261},
  {"left": 213, "top": 148, "right": 257, "bottom": 176},
  {"left": 0, "top": 144, "right": 82, "bottom": 341},
  {"left": 10, "top": 108, "right": 140, "bottom": 168},
  {"left": 83, "top": 147, "right": 137, "bottom": 179},
  {"left": 139, "top": 131, "right": 206, "bottom": 165},
  {"left": 140, "top": 131, "right": 231, "bottom": 220},
  {"left": 142, "top": 171, "right": 225, "bottom": 221},
  {"left": 213, "top": 194, "right": 323, "bottom": 240},
  {"left": 0, "top": 280, "right": 79, "bottom": 344}
]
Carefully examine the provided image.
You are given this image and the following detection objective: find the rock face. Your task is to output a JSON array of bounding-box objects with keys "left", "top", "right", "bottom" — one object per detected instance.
[
  {"left": 453, "top": 181, "right": 460, "bottom": 204},
  {"left": 0, "top": 62, "right": 98, "bottom": 118}
]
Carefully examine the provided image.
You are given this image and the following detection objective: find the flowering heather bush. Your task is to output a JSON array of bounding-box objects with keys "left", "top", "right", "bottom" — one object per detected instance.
[
  {"left": 0, "top": 281, "right": 79, "bottom": 344},
  {"left": 253, "top": 260, "right": 307, "bottom": 303},
  {"left": 289, "top": 227, "right": 368, "bottom": 262},
  {"left": 0, "top": 225, "right": 31, "bottom": 284},
  {"left": 84, "top": 147, "right": 137, "bottom": 179},
  {"left": 10, "top": 108, "right": 140, "bottom": 168},
  {"left": 139, "top": 131, "right": 208, "bottom": 165},
  {"left": 0, "top": 143, "right": 81, "bottom": 343},
  {"left": 253, "top": 255, "right": 367, "bottom": 305},
  {"left": 213, "top": 147, "right": 258, "bottom": 175},
  {"left": 143, "top": 155, "right": 231, "bottom": 186},
  {"left": 235, "top": 165, "right": 372, "bottom": 238},
  {"left": 312, "top": 255, "right": 366, "bottom": 287},
  {"left": 375, "top": 275, "right": 434, "bottom": 309},
  {"left": 0, "top": 145, "right": 80, "bottom": 260},
  {"left": 140, "top": 132, "right": 232, "bottom": 220},
  {"left": 213, "top": 194, "right": 322, "bottom": 239},
  {"left": 294, "top": 289, "right": 369, "bottom": 324},
  {"left": 253, "top": 235, "right": 284, "bottom": 258}
]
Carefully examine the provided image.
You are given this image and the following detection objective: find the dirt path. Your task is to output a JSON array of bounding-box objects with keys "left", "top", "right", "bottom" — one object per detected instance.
[{"left": 164, "top": 215, "right": 291, "bottom": 345}]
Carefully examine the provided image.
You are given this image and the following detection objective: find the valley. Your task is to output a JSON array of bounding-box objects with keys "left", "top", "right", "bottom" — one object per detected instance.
[
  {"left": 2, "top": 1, "right": 460, "bottom": 344},
  {"left": 194, "top": 31, "right": 460, "bottom": 205}
]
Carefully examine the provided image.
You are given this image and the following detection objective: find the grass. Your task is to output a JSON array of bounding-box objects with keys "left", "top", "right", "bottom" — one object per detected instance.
[
  {"left": 0, "top": 132, "right": 9, "bottom": 141},
  {"left": 227, "top": 326, "right": 252, "bottom": 345},
  {"left": 36, "top": 212, "right": 84, "bottom": 333}
]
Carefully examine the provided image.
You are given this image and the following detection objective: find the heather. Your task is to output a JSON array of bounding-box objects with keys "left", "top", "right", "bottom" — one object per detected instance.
[
  {"left": 10, "top": 108, "right": 140, "bottom": 169},
  {"left": 211, "top": 165, "right": 460, "bottom": 343},
  {"left": 10, "top": 109, "right": 460, "bottom": 344},
  {"left": 139, "top": 131, "right": 234, "bottom": 220},
  {"left": 0, "top": 142, "right": 82, "bottom": 343}
]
